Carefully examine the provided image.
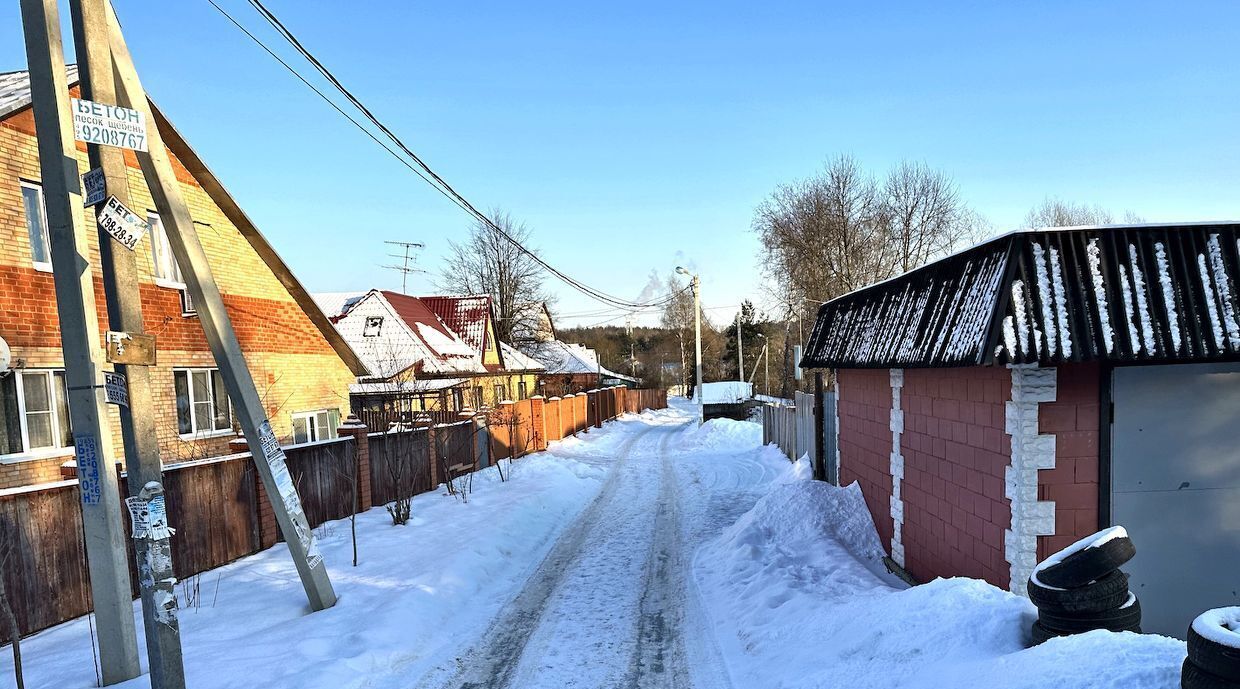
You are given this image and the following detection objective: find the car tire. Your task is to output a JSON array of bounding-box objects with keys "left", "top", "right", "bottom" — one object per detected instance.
[
  {"left": 1030, "top": 620, "right": 1066, "bottom": 646},
  {"left": 1038, "top": 595, "right": 1142, "bottom": 633},
  {"left": 1189, "top": 609, "right": 1240, "bottom": 683},
  {"left": 1027, "top": 570, "right": 1130, "bottom": 614},
  {"left": 1183, "top": 659, "right": 1240, "bottom": 689},
  {"left": 1035, "top": 535, "right": 1136, "bottom": 589}
]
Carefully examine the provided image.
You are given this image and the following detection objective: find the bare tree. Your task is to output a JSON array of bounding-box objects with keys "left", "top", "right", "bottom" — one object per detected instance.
[
  {"left": 882, "top": 161, "right": 977, "bottom": 273},
  {"left": 1024, "top": 197, "right": 1145, "bottom": 228},
  {"left": 661, "top": 274, "right": 697, "bottom": 395},
  {"left": 438, "top": 210, "right": 551, "bottom": 343}
]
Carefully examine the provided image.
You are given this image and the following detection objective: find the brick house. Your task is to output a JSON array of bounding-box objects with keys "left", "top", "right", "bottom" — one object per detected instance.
[
  {"left": 802, "top": 223, "right": 1240, "bottom": 635},
  {"left": 319, "top": 290, "right": 543, "bottom": 428},
  {"left": 0, "top": 68, "right": 367, "bottom": 489}
]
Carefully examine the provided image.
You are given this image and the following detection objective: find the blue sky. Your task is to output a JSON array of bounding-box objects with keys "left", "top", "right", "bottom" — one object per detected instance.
[{"left": 3, "top": 1, "right": 1238, "bottom": 327}]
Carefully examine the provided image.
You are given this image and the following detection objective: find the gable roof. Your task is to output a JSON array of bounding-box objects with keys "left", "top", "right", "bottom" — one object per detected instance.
[
  {"left": 312, "top": 291, "right": 367, "bottom": 322},
  {"left": 499, "top": 342, "right": 545, "bottom": 372},
  {"left": 518, "top": 339, "right": 638, "bottom": 383},
  {"left": 801, "top": 222, "right": 1240, "bottom": 369},
  {"left": 1, "top": 67, "right": 367, "bottom": 376}
]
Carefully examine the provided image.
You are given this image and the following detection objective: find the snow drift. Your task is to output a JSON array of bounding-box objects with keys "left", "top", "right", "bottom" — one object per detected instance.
[{"left": 696, "top": 477, "right": 1188, "bottom": 689}]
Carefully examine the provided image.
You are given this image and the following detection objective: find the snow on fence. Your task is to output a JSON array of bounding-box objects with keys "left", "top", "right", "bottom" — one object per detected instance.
[
  {"left": 761, "top": 390, "right": 838, "bottom": 482},
  {"left": 0, "top": 386, "right": 667, "bottom": 642}
]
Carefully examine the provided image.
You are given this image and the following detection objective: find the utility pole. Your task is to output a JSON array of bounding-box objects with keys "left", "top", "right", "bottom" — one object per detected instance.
[
  {"left": 381, "top": 240, "right": 424, "bottom": 293},
  {"left": 66, "top": 0, "right": 185, "bottom": 684},
  {"left": 104, "top": 0, "right": 336, "bottom": 610},
  {"left": 625, "top": 316, "right": 636, "bottom": 379},
  {"left": 736, "top": 310, "right": 743, "bottom": 384},
  {"left": 676, "top": 267, "right": 703, "bottom": 425},
  {"left": 18, "top": 0, "right": 140, "bottom": 682}
]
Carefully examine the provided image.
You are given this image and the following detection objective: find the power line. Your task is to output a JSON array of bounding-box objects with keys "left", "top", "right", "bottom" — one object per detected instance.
[{"left": 208, "top": 0, "right": 685, "bottom": 310}]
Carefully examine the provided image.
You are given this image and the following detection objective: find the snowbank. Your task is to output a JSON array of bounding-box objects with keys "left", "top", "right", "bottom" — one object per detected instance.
[
  {"left": 676, "top": 416, "right": 762, "bottom": 452},
  {"left": 696, "top": 478, "right": 1187, "bottom": 689}
]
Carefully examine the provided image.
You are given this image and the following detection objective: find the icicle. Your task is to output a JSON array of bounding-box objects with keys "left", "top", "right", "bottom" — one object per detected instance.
[
  {"left": 1031, "top": 244, "right": 1058, "bottom": 357},
  {"left": 1208, "top": 234, "right": 1240, "bottom": 347},
  {"left": 1086, "top": 239, "right": 1114, "bottom": 354},
  {"left": 1050, "top": 246, "right": 1072, "bottom": 358},
  {"left": 1154, "top": 242, "right": 1181, "bottom": 353},
  {"left": 1128, "top": 245, "right": 1156, "bottom": 355},
  {"left": 1198, "top": 254, "right": 1225, "bottom": 349},
  {"left": 1117, "top": 264, "right": 1142, "bottom": 354}
]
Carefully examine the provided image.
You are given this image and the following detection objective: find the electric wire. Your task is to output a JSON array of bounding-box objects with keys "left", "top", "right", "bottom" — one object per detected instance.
[{"left": 208, "top": 0, "right": 687, "bottom": 310}]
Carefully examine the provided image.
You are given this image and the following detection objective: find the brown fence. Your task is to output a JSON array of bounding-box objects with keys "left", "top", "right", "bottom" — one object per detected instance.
[{"left": 0, "top": 386, "right": 667, "bottom": 642}]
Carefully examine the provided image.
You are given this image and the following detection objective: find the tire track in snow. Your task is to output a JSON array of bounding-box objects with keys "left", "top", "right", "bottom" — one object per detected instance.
[{"left": 416, "top": 420, "right": 670, "bottom": 689}]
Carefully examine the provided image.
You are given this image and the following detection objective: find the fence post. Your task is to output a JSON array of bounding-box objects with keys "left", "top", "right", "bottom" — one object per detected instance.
[
  {"left": 336, "top": 416, "right": 372, "bottom": 512},
  {"left": 529, "top": 396, "right": 547, "bottom": 451}
]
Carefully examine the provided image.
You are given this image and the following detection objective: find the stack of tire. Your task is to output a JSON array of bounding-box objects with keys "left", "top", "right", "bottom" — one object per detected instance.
[
  {"left": 1183, "top": 607, "right": 1240, "bottom": 689},
  {"left": 1026, "top": 526, "right": 1140, "bottom": 646}
]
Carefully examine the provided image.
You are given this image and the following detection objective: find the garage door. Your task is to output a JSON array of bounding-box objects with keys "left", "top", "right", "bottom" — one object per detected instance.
[{"left": 1112, "top": 362, "right": 1240, "bottom": 637}]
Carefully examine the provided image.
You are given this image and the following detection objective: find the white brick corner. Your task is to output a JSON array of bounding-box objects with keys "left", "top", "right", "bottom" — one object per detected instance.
[
  {"left": 1004, "top": 364, "right": 1057, "bottom": 593},
  {"left": 889, "top": 368, "right": 905, "bottom": 567}
]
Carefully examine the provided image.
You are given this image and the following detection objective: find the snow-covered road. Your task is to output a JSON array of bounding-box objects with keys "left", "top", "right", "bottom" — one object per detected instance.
[{"left": 419, "top": 404, "right": 780, "bottom": 689}]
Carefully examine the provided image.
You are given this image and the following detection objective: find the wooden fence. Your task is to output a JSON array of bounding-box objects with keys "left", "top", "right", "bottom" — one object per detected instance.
[{"left": 0, "top": 386, "right": 668, "bottom": 642}]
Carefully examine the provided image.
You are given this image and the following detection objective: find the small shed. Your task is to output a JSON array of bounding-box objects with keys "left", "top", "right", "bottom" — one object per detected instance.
[{"left": 801, "top": 222, "right": 1240, "bottom": 636}]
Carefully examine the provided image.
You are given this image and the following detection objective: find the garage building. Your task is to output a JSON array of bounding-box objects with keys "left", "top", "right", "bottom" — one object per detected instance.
[{"left": 801, "top": 222, "right": 1240, "bottom": 636}]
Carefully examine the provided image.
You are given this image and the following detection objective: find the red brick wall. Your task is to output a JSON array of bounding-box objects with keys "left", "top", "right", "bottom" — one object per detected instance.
[
  {"left": 1037, "top": 362, "right": 1102, "bottom": 560},
  {"left": 900, "top": 367, "right": 1012, "bottom": 586},
  {"left": 837, "top": 368, "right": 895, "bottom": 551}
]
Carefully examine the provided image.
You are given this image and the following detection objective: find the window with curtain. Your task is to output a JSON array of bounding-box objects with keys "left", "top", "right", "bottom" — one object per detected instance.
[
  {"left": 20, "top": 181, "right": 52, "bottom": 269},
  {"left": 0, "top": 370, "right": 72, "bottom": 455}
]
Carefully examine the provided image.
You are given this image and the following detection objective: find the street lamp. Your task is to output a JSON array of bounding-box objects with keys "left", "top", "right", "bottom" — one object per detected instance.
[{"left": 676, "top": 266, "right": 704, "bottom": 425}]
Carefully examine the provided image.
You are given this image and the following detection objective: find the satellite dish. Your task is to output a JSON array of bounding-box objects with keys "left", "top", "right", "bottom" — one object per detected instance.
[{"left": 0, "top": 336, "right": 9, "bottom": 372}]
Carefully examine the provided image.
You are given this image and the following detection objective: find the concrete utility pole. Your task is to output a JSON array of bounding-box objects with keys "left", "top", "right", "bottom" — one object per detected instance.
[
  {"left": 676, "top": 267, "right": 703, "bottom": 425},
  {"left": 736, "top": 310, "right": 743, "bottom": 384},
  {"left": 17, "top": 0, "right": 140, "bottom": 682},
  {"left": 67, "top": 0, "right": 185, "bottom": 684},
  {"left": 103, "top": 1, "right": 336, "bottom": 610}
]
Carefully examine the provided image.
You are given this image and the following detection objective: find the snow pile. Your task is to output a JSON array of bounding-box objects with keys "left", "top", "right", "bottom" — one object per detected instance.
[
  {"left": 696, "top": 479, "right": 1187, "bottom": 689},
  {"left": 676, "top": 416, "right": 762, "bottom": 452},
  {"left": 2, "top": 424, "right": 624, "bottom": 689}
]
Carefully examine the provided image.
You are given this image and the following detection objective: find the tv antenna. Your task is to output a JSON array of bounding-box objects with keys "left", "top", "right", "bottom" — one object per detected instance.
[{"left": 382, "top": 240, "right": 425, "bottom": 293}]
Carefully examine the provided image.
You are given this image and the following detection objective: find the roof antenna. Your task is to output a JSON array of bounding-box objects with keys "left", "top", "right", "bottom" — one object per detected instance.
[{"left": 381, "top": 240, "right": 425, "bottom": 294}]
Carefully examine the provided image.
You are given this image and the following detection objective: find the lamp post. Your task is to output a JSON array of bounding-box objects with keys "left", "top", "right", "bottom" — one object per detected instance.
[{"left": 676, "top": 266, "right": 703, "bottom": 425}]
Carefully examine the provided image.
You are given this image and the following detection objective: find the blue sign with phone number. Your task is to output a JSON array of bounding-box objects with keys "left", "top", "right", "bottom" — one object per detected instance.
[{"left": 75, "top": 434, "right": 102, "bottom": 505}]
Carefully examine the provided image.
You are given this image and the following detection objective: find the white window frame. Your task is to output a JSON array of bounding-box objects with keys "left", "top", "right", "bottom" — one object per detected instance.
[
  {"left": 1, "top": 369, "right": 73, "bottom": 459},
  {"left": 173, "top": 368, "right": 233, "bottom": 438},
  {"left": 149, "top": 213, "right": 197, "bottom": 316},
  {"left": 20, "top": 181, "right": 53, "bottom": 273},
  {"left": 291, "top": 409, "right": 340, "bottom": 445}
]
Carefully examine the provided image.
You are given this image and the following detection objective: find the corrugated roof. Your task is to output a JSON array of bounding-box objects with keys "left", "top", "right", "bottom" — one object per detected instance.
[
  {"left": 421, "top": 295, "right": 492, "bottom": 354},
  {"left": 802, "top": 223, "right": 1240, "bottom": 368},
  {"left": 518, "top": 340, "right": 638, "bottom": 382},
  {"left": 0, "top": 65, "right": 77, "bottom": 118},
  {"left": 500, "top": 342, "right": 545, "bottom": 372}
]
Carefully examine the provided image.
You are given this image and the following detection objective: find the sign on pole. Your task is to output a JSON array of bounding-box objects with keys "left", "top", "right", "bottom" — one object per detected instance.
[
  {"left": 82, "top": 167, "right": 105, "bottom": 206},
  {"left": 71, "top": 96, "right": 147, "bottom": 151},
  {"left": 105, "top": 330, "right": 156, "bottom": 366},
  {"left": 103, "top": 370, "right": 129, "bottom": 407},
  {"left": 97, "top": 195, "right": 148, "bottom": 250}
]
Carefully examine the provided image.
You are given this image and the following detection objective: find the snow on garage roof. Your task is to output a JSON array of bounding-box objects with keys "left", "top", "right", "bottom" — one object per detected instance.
[{"left": 802, "top": 223, "right": 1240, "bottom": 369}]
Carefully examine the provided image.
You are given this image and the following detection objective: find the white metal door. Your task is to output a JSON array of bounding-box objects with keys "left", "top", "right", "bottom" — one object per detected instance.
[{"left": 1111, "top": 362, "right": 1240, "bottom": 637}]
